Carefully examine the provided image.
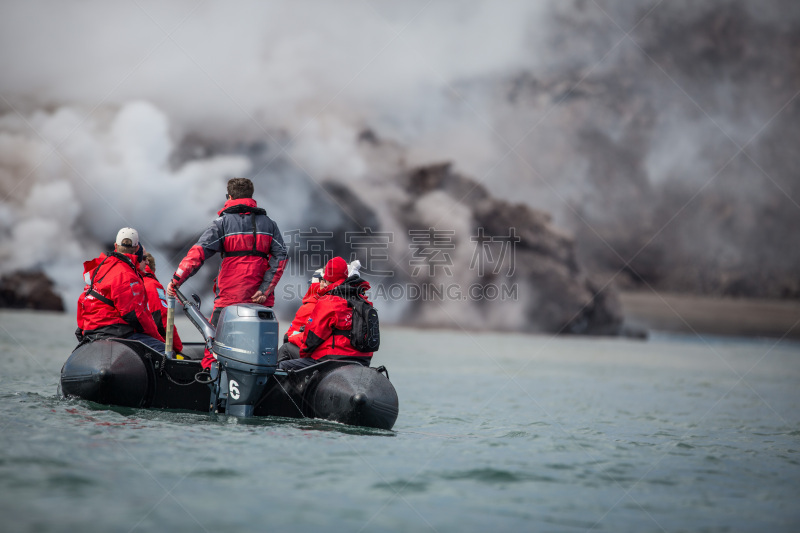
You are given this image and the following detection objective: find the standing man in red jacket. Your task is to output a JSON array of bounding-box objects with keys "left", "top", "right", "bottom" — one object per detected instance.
[
  {"left": 278, "top": 257, "right": 374, "bottom": 371},
  {"left": 167, "top": 177, "right": 288, "bottom": 369},
  {"left": 76, "top": 227, "right": 166, "bottom": 353}
]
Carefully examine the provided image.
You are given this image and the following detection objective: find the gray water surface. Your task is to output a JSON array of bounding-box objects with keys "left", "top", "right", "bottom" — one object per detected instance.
[{"left": 1, "top": 310, "right": 798, "bottom": 532}]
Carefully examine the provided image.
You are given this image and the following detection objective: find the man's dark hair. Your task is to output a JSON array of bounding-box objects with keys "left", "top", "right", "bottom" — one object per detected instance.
[{"left": 227, "top": 177, "right": 254, "bottom": 199}]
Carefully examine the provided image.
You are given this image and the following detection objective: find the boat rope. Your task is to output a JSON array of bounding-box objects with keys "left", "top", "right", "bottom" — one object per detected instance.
[
  {"left": 156, "top": 352, "right": 210, "bottom": 386},
  {"left": 163, "top": 371, "right": 201, "bottom": 386},
  {"left": 194, "top": 370, "right": 215, "bottom": 385}
]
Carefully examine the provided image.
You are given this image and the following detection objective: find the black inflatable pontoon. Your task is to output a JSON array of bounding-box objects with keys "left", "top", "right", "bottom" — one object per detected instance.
[{"left": 59, "top": 290, "right": 398, "bottom": 430}]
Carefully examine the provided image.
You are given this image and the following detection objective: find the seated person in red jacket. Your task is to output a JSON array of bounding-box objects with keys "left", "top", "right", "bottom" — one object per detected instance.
[
  {"left": 277, "top": 268, "right": 323, "bottom": 363},
  {"left": 76, "top": 227, "right": 166, "bottom": 353},
  {"left": 278, "top": 257, "right": 373, "bottom": 371},
  {"left": 139, "top": 251, "right": 184, "bottom": 356}
]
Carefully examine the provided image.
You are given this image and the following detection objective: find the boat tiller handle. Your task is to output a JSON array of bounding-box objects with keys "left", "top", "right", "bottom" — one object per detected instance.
[{"left": 174, "top": 287, "right": 216, "bottom": 347}]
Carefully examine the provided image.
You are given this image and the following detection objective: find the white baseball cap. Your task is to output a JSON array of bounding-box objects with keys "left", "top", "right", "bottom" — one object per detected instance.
[{"left": 115, "top": 227, "right": 139, "bottom": 247}]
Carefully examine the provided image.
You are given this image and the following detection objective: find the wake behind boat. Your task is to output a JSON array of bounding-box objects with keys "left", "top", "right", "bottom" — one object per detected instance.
[{"left": 59, "top": 290, "right": 399, "bottom": 430}]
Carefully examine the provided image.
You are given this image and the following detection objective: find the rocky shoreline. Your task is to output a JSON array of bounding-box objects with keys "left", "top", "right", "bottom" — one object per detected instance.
[
  {"left": 0, "top": 271, "right": 64, "bottom": 311},
  {"left": 620, "top": 291, "right": 800, "bottom": 341}
]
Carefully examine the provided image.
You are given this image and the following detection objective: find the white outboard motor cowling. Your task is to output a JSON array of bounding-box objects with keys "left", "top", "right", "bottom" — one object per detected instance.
[{"left": 210, "top": 304, "right": 278, "bottom": 417}]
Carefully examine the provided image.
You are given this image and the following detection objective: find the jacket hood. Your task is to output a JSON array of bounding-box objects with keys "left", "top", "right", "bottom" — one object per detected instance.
[
  {"left": 217, "top": 197, "right": 258, "bottom": 216},
  {"left": 83, "top": 253, "right": 107, "bottom": 275},
  {"left": 82, "top": 254, "right": 106, "bottom": 284}
]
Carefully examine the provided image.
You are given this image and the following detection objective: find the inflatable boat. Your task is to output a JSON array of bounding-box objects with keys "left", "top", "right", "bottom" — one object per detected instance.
[{"left": 59, "top": 290, "right": 399, "bottom": 430}]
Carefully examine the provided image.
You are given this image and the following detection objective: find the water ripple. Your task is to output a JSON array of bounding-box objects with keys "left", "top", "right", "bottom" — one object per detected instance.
[
  {"left": 372, "top": 479, "right": 429, "bottom": 494},
  {"left": 439, "top": 468, "right": 557, "bottom": 484}
]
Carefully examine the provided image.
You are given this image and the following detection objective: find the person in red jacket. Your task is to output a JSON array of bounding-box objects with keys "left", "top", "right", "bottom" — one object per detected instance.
[
  {"left": 277, "top": 268, "right": 323, "bottom": 363},
  {"left": 167, "top": 177, "right": 288, "bottom": 369},
  {"left": 278, "top": 257, "right": 373, "bottom": 371},
  {"left": 140, "top": 251, "right": 183, "bottom": 355},
  {"left": 76, "top": 227, "right": 166, "bottom": 353}
]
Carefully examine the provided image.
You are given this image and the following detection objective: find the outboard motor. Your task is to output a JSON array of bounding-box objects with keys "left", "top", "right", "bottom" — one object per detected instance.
[
  {"left": 209, "top": 304, "right": 278, "bottom": 416},
  {"left": 175, "top": 289, "right": 278, "bottom": 418}
]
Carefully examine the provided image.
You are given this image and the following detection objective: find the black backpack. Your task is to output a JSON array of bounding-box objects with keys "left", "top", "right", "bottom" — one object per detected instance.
[
  {"left": 332, "top": 288, "right": 380, "bottom": 352},
  {"left": 348, "top": 295, "right": 380, "bottom": 352}
]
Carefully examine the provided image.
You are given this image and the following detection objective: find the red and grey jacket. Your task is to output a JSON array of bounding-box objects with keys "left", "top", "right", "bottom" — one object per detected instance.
[
  {"left": 77, "top": 252, "right": 165, "bottom": 342},
  {"left": 285, "top": 283, "right": 321, "bottom": 347},
  {"left": 171, "top": 198, "right": 288, "bottom": 308},
  {"left": 142, "top": 265, "right": 183, "bottom": 353},
  {"left": 299, "top": 276, "right": 373, "bottom": 360}
]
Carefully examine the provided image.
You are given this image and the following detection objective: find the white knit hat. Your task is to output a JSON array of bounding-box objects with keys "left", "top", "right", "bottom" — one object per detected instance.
[{"left": 115, "top": 227, "right": 139, "bottom": 247}]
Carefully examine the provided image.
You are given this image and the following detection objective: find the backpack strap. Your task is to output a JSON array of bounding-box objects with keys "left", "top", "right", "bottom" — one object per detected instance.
[
  {"left": 331, "top": 292, "right": 354, "bottom": 337},
  {"left": 86, "top": 288, "right": 115, "bottom": 307}
]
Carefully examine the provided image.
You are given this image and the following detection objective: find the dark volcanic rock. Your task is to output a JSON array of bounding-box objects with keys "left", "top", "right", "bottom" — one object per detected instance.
[
  {"left": 0, "top": 271, "right": 64, "bottom": 311},
  {"left": 396, "top": 163, "right": 623, "bottom": 335}
]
